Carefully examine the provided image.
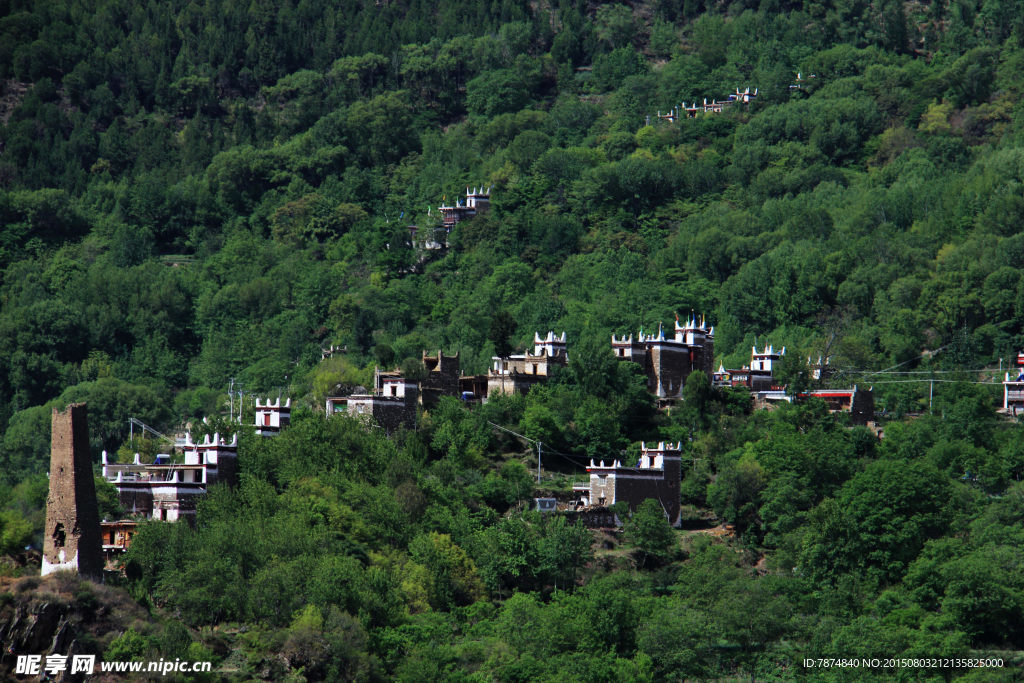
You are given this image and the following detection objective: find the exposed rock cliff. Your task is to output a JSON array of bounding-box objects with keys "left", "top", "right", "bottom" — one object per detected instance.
[{"left": 0, "top": 573, "right": 149, "bottom": 682}]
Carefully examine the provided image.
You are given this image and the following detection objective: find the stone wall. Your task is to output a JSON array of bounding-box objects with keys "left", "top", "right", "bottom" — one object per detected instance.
[
  {"left": 114, "top": 485, "right": 154, "bottom": 518},
  {"left": 216, "top": 451, "right": 240, "bottom": 488},
  {"left": 611, "top": 456, "right": 682, "bottom": 527},
  {"left": 486, "top": 371, "right": 546, "bottom": 397},
  {"left": 348, "top": 395, "right": 416, "bottom": 432},
  {"left": 372, "top": 401, "right": 415, "bottom": 432},
  {"left": 589, "top": 470, "right": 615, "bottom": 506},
  {"left": 698, "top": 336, "right": 714, "bottom": 376},
  {"left": 850, "top": 387, "right": 875, "bottom": 426},
  {"left": 421, "top": 351, "right": 460, "bottom": 406},
  {"left": 562, "top": 508, "right": 618, "bottom": 528},
  {"left": 648, "top": 345, "right": 691, "bottom": 398},
  {"left": 42, "top": 404, "right": 103, "bottom": 577}
]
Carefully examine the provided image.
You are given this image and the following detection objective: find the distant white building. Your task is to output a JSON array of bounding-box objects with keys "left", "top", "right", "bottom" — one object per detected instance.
[
  {"left": 438, "top": 187, "right": 491, "bottom": 227},
  {"left": 255, "top": 397, "right": 290, "bottom": 436}
]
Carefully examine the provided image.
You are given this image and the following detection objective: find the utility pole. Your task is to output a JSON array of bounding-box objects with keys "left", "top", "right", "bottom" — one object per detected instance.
[
  {"left": 537, "top": 441, "right": 542, "bottom": 484},
  {"left": 228, "top": 378, "right": 236, "bottom": 422},
  {"left": 929, "top": 378, "right": 934, "bottom": 413}
]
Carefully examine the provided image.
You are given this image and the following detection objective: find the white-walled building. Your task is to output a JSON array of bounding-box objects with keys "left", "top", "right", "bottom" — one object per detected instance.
[{"left": 255, "top": 397, "right": 291, "bottom": 436}]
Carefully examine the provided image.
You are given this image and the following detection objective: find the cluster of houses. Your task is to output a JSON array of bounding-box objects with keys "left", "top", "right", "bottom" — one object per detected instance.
[
  {"left": 94, "top": 432, "right": 242, "bottom": 568},
  {"left": 325, "top": 332, "right": 571, "bottom": 431},
  {"left": 72, "top": 326, "right": 1020, "bottom": 576},
  {"left": 609, "top": 316, "right": 874, "bottom": 423},
  {"left": 651, "top": 87, "right": 758, "bottom": 123},
  {"left": 647, "top": 73, "right": 817, "bottom": 127},
  {"left": 320, "top": 316, "right": 873, "bottom": 526},
  {"left": 89, "top": 316, "right": 874, "bottom": 570},
  {"left": 326, "top": 317, "right": 872, "bottom": 431},
  {"left": 100, "top": 433, "right": 240, "bottom": 523},
  {"left": 40, "top": 178, "right": 1014, "bottom": 575},
  {"left": 95, "top": 402, "right": 291, "bottom": 569},
  {"left": 42, "top": 401, "right": 293, "bottom": 576}
]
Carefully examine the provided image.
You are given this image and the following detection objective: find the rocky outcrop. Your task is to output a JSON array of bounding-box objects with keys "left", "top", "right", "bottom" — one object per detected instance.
[
  {"left": 0, "top": 574, "right": 150, "bottom": 682},
  {"left": 2, "top": 598, "right": 69, "bottom": 655}
]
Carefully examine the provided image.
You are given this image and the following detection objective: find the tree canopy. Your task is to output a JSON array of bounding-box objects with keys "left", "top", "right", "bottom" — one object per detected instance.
[{"left": 4, "top": 0, "right": 1024, "bottom": 678}]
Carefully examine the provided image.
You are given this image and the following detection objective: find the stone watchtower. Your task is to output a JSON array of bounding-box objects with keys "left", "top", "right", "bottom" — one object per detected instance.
[{"left": 42, "top": 404, "right": 102, "bottom": 577}]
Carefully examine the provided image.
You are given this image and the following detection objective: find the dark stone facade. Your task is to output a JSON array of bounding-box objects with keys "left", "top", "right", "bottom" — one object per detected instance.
[
  {"left": 43, "top": 404, "right": 103, "bottom": 577},
  {"left": 612, "top": 319, "right": 714, "bottom": 399},
  {"left": 115, "top": 482, "right": 155, "bottom": 518},
  {"left": 583, "top": 442, "right": 683, "bottom": 527},
  {"left": 421, "top": 350, "right": 460, "bottom": 407},
  {"left": 347, "top": 395, "right": 416, "bottom": 432},
  {"left": 849, "top": 386, "right": 875, "bottom": 426}
]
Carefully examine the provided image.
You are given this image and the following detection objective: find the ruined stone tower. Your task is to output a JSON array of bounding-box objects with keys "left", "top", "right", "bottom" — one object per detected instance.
[{"left": 42, "top": 403, "right": 102, "bottom": 577}]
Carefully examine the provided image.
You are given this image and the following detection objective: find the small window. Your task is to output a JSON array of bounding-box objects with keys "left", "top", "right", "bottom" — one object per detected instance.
[
  {"left": 53, "top": 523, "right": 66, "bottom": 548},
  {"left": 263, "top": 413, "right": 271, "bottom": 426}
]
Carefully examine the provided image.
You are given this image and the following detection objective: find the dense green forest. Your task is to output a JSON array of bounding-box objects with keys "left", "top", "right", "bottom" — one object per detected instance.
[{"left": 3, "top": 0, "right": 1024, "bottom": 678}]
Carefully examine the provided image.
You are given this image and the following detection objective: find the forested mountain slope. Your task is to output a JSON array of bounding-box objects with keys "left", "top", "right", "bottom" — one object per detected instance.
[
  {"left": 1, "top": 0, "right": 1022, "bottom": 434},
  {"left": 2, "top": 0, "right": 1024, "bottom": 679}
]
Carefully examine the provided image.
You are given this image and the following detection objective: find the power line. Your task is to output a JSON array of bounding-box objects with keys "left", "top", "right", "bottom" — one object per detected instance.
[
  {"left": 128, "top": 417, "right": 173, "bottom": 443},
  {"left": 486, "top": 420, "right": 594, "bottom": 472},
  {"left": 488, "top": 420, "right": 548, "bottom": 481},
  {"left": 857, "top": 343, "right": 951, "bottom": 377},
  {"left": 841, "top": 369, "right": 1002, "bottom": 375},
  {"left": 487, "top": 420, "right": 537, "bottom": 444},
  {"left": 865, "top": 379, "right": 1001, "bottom": 385}
]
